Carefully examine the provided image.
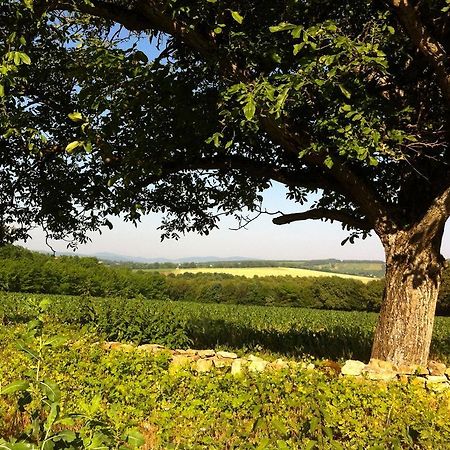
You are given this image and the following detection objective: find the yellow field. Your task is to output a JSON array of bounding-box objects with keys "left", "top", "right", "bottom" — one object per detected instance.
[{"left": 161, "top": 267, "right": 376, "bottom": 282}]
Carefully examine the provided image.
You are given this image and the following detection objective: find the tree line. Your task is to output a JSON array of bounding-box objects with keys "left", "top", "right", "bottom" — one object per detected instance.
[{"left": 2, "top": 245, "right": 450, "bottom": 315}]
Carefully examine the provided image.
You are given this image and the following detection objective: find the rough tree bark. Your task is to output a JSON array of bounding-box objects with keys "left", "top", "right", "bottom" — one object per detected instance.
[{"left": 372, "top": 224, "right": 447, "bottom": 367}]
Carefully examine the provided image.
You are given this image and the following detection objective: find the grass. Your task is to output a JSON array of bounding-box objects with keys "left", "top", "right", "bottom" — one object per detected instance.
[{"left": 156, "top": 266, "right": 376, "bottom": 282}]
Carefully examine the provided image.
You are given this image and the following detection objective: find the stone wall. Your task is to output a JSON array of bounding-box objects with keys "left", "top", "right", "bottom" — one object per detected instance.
[{"left": 102, "top": 342, "right": 450, "bottom": 390}]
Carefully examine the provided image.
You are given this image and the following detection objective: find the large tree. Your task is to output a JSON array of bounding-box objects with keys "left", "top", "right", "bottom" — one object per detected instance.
[{"left": 1, "top": 0, "right": 449, "bottom": 365}]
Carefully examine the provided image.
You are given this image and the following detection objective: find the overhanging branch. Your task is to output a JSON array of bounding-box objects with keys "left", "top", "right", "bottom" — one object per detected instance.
[
  {"left": 43, "top": 0, "right": 391, "bottom": 230},
  {"left": 272, "top": 208, "right": 371, "bottom": 231},
  {"left": 136, "top": 154, "right": 337, "bottom": 192}
]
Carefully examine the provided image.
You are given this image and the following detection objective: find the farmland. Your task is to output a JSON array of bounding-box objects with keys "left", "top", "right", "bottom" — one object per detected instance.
[
  {"left": 2, "top": 292, "right": 450, "bottom": 448},
  {"left": 1, "top": 291, "right": 450, "bottom": 362},
  {"left": 156, "top": 267, "right": 376, "bottom": 283}
]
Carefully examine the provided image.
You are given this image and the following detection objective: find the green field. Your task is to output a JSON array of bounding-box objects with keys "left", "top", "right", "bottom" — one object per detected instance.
[
  {"left": 1, "top": 292, "right": 448, "bottom": 361},
  {"left": 1, "top": 292, "right": 450, "bottom": 448},
  {"left": 157, "top": 266, "right": 376, "bottom": 282}
]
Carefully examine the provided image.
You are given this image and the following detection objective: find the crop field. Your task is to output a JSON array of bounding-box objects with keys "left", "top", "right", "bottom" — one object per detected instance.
[
  {"left": 156, "top": 267, "right": 376, "bottom": 283},
  {"left": 1, "top": 292, "right": 450, "bottom": 448},
  {"left": 1, "top": 292, "right": 449, "bottom": 362}
]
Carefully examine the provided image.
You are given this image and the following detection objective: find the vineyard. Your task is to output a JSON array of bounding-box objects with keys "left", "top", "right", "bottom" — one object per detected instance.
[{"left": 1, "top": 292, "right": 450, "bottom": 448}]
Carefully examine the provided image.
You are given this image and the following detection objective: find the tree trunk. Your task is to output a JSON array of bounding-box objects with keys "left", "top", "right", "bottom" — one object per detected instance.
[{"left": 371, "top": 229, "right": 445, "bottom": 367}]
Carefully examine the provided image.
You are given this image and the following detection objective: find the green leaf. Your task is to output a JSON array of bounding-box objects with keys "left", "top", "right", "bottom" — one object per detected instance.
[
  {"left": 42, "top": 441, "right": 54, "bottom": 450},
  {"left": 309, "top": 416, "right": 320, "bottom": 433},
  {"left": 272, "top": 418, "right": 288, "bottom": 436},
  {"left": 243, "top": 96, "right": 256, "bottom": 120},
  {"left": 39, "top": 298, "right": 51, "bottom": 311},
  {"left": 325, "top": 156, "right": 334, "bottom": 169},
  {"left": 15, "top": 342, "right": 39, "bottom": 360},
  {"left": 269, "top": 22, "right": 295, "bottom": 33},
  {"left": 56, "top": 417, "right": 75, "bottom": 427},
  {"left": 84, "top": 141, "right": 93, "bottom": 153},
  {"left": 304, "top": 441, "right": 317, "bottom": 450},
  {"left": 1, "top": 380, "right": 30, "bottom": 395},
  {"left": 0, "top": 443, "right": 35, "bottom": 450},
  {"left": 84, "top": 432, "right": 109, "bottom": 450},
  {"left": 40, "top": 380, "right": 61, "bottom": 403},
  {"left": 124, "top": 430, "right": 145, "bottom": 449},
  {"left": 255, "top": 438, "right": 270, "bottom": 450},
  {"left": 68, "top": 112, "right": 83, "bottom": 122},
  {"left": 270, "top": 52, "right": 282, "bottom": 64},
  {"left": 293, "top": 43, "right": 305, "bottom": 55},
  {"left": 291, "top": 26, "right": 303, "bottom": 39},
  {"left": 19, "top": 53, "right": 31, "bottom": 65},
  {"left": 53, "top": 430, "right": 77, "bottom": 443},
  {"left": 230, "top": 11, "right": 244, "bottom": 24},
  {"left": 23, "top": 0, "right": 34, "bottom": 10},
  {"left": 212, "top": 132, "right": 222, "bottom": 147},
  {"left": 43, "top": 336, "right": 67, "bottom": 348},
  {"left": 0, "top": 85, "right": 4, "bottom": 97},
  {"left": 45, "top": 402, "right": 60, "bottom": 432},
  {"left": 65, "top": 141, "right": 82, "bottom": 153},
  {"left": 338, "top": 84, "right": 351, "bottom": 99}
]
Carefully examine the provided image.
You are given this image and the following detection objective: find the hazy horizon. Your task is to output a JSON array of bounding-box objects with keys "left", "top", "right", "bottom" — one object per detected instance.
[{"left": 18, "top": 183, "right": 450, "bottom": 262}]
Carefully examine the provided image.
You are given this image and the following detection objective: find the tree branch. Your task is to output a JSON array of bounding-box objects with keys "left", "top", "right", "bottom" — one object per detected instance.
[
  {"left": 272, "top": 208, "right": 371, "bottom": 230},
  {"left": 43, "top": 0, "right": 217, "bottom": 57},
  {"left": 389, "top": 0, "right": 450, "bottom": 104},
  {"left": 416, "top": 185, "right": 450, "bottom": 240},
  {"left": 138, "top": 154, "right": 337, "bottom": 192},
  {"left": 43, "top": 0, "right": 391, "bottom": 230}
]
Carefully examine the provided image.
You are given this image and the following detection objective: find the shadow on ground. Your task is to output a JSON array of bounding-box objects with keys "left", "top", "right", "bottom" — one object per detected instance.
[{"left": 186, "top": 318, "right": 374, "bottom": 361}]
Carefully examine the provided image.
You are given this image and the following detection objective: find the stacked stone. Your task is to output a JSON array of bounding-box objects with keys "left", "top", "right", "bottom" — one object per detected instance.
[
  {"left": 101, "top": 342, "right": 291, "bottom": 375},
  {"left": 100, "top": 342, "right": 450, "bottom": 389},
  {"left": 341, "top": 359, "right": 450, "bottom": 390},
  {"left": 168, "top": 349, "right": 289, "bottom": 375}
]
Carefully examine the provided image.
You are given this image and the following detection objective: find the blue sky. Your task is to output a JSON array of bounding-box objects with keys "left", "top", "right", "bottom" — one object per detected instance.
[{"left": 21, "top": 182, "right": 450, "bottom": 261}]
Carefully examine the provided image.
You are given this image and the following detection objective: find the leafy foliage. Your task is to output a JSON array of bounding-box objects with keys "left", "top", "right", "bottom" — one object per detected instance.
[
  {"left": 0, "top": 0, "right": 449, "bottom": 243},
  {"left": 0, "top": 302, "right": 144, "bottom": 449},
  {"left": 5, "top": 246, "right": 450, "bottom": 315},
  {"left": 1, "top": 317, "right": 450, "bottom": 449}
]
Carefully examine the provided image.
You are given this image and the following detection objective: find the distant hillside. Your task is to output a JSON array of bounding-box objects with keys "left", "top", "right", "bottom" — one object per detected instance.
[
  {"left": 157, "top": 266, "right": 377, "bottom": 283},
  {"left": 31, "top": 247, "right": 385, "bottom": 278},
  {"left": 110, "top": 258, "right": 386, "bottom": 278}
]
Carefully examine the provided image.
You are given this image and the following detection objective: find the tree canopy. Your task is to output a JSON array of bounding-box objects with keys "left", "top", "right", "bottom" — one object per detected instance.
[
  {"left": 1, "top": 0, "right": 450, "bottom": 365},
  {"left": 1, "top": 0, "right": 448, "bottom": 243}
]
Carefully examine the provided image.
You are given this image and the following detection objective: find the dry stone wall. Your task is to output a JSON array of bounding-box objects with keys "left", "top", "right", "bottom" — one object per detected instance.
[{"left": 101, "top": 342, "right": 450, "bottom": 390}]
